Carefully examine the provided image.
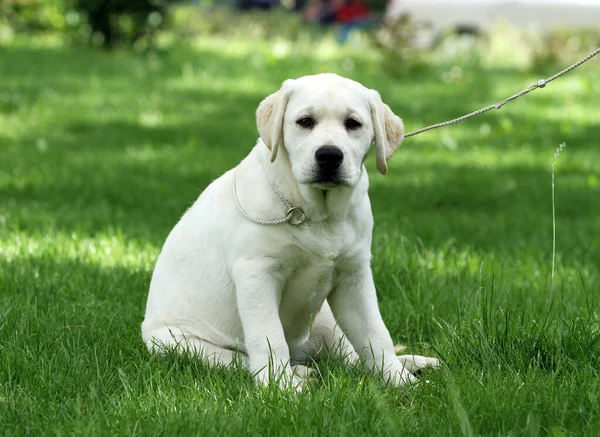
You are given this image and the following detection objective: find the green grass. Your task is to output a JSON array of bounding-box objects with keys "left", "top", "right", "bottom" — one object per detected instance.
[{"left": 1, "top": 29, "right": 599, "bottom": 436}]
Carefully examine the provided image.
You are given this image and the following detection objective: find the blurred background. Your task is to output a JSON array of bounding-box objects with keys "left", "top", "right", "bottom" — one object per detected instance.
[{"left": 1, "top": 0, "right": 599, "bottom": 60}]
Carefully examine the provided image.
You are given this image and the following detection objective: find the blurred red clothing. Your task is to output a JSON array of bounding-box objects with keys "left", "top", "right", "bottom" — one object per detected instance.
[{"left": 335, "top": 2, "right": 371, "bottom": 23}]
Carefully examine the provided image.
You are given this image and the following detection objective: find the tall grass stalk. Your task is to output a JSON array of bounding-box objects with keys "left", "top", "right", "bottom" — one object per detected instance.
[{"left": 551, "top": 143, "right": 566, "bottom": 289}]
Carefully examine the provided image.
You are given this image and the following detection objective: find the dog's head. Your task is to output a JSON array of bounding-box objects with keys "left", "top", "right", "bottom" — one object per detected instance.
[{"left": 256, "top": 73, "right": 404, "bottom": 189}]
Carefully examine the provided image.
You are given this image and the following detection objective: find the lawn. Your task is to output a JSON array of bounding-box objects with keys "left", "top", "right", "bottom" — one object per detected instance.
[{"left": 1, "top": 26, "right": 599, "bottom": 436}]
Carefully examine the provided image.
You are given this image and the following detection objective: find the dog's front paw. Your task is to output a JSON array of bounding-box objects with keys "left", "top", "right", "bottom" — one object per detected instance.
[
  {"left": 386, "top": 366, "right": 417, "bottom": 386},
  {"left": 254, "top": 364, "right": 313, "bottom": 392},
  {"left": 397, "top": 354, "right": 441, "bottom": 375},
  {"left": 255, "top": 365, "right": 288, "bottom": 387}
]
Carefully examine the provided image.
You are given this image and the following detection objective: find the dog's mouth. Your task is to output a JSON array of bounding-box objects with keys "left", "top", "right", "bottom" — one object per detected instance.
[
  {"left": 311, "top": 180, "right": 340, "bottom": 190},
  {"left": 299, "top": 167, "right": 352, "bottom": 189},
  {"left": 309, "top": 176, "right": 350, "bottom": 190}
]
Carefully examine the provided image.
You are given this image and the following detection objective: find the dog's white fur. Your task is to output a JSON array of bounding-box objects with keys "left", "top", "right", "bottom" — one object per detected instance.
[{"left": 141, "top": 73, "right": 438, "bottom": 389}]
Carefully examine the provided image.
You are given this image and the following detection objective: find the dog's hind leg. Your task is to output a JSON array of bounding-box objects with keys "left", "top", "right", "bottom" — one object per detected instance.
[{"left": 143, "top": 325, "right": 249, "bottom": 368}]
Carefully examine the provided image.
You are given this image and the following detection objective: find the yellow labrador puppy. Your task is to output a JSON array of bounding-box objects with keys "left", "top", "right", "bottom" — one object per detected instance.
[{"left": 142, "top": 73, "right": 438, "bottom": 389}]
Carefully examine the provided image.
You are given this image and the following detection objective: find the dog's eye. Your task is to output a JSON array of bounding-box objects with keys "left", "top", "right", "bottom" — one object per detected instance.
[
  {"left": 296, "top": 117, "right": 315, "bottom": 129},
  {"left": 344, "top": 118, "right": 362, "bottom": 130}
]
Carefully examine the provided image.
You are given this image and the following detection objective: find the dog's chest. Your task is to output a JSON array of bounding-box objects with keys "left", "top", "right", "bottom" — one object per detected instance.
[
  {"left": 278, "top": 220, "right": 362, "bottom": 338},
  {"left": 295, "top": 218, "right": 358, "bottom": 260}
]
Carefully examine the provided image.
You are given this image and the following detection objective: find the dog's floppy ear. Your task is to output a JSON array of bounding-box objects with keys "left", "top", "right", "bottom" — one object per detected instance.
[
  {"left": 256, "top": 79, "right": 295, "bottom": 163},
  {"left": 368, "top": 90, "right": 404, "bottom": 175}
]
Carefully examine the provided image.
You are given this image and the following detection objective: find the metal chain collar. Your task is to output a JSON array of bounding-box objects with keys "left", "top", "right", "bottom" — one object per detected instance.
[{"left": 232, "top": 171, "right": 307, "bottom": 226}]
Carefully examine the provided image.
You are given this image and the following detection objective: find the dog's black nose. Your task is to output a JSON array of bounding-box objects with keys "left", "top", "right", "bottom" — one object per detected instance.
[{"left": 315, "top": 146, "right": 344, "bottom": 170}]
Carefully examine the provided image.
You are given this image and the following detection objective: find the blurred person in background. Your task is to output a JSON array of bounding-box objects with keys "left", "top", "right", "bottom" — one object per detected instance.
[
  {"left": 303, "top": 0, "right": 375, "bottom": 43},
  {"left": 335, "top": 0, "right": 374, "bottom": 43}
]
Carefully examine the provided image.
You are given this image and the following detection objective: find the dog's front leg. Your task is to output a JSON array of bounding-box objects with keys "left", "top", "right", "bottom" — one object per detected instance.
[
  {"left": 328, "top": 264, "right": 415, "bottom": 386},
  {"left": 233, "top": 259, "right": 299, "bottom": 390}
]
